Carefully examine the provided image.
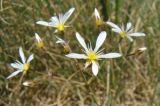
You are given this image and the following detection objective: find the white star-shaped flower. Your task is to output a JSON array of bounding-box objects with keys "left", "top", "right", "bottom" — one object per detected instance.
[
  {"left": 106, "top": 21, "right": 145, "bottom": 42},
  {"left": 36, "top": 8, "right": 75, "bottom": 32},
  {"left": 94, "top": 8, "right": 104, "bottom": 26},
  {"left": 7, "top": 47, "right": 34, "bottom": 79},
  {"left": 66, "top": 31, "right": 122, "bottom": 76},
  {"left": 35, "top": 33, "right": 44, "bottom": 48}
]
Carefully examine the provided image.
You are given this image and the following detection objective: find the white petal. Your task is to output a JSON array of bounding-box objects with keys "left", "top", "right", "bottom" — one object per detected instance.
[
  {"left": 92, "top": 61, "right": 99, "bottom": 76},
  {"left": 58, "top": 14, "right": 63, "bottom": 24},
  {"left": 76, "top": 32, "right": 88, "bottom": 52},
  {"left": 11, "top": 62, "right": 22, "bottom": 69},
  {"left": 106, "top": 22, "right": 122, "bottom": 31},
  {"left": 94, "top": 8, "right": 101, "bottom": 19},
  {"left": 112, "top": 28, "right": 121, "bottom": 33},
  {"left": 27, "top": 54, "right": 34, "bottom": 63},
  {"left": 55, "top": 36, "right": 65, "bottom": 44},
  {"left": 98, "top": 53, "right": 122, "bottom": 59},
  {"left": 66, "top": 53, "right": 87, "bottom": 59},
  {"left": 50, "top": 16, "right": 59, "bottom": 25},
  {"left": 61, "top": 8, "right": 75, "bottom": 24},
  {"left": 54, "top": 29, "right": 58, "bottom": 33},
  {"left": 121, "top": 24, "right": 125, "bottom": 31},
  {"left": 19, "top": 47, "right": 26, "bottom": 63},
  {"left": 129, "top": 32, "right": 145, "bottom": 37},
  {"left": 94, "top": 31, "right": 107, "bottom": 52},
  {"left": 35, "top": 33, "right": 42, "bottom": 42},
  {"left": 56, "top": 40, "right": 65, "bottom": 44},
  {"left": 85, "top": 61, "right": 91, "bottom": 68},
  {"left": 138, "top": 47, "right": 147, "bottom": 51},
  {"left": 127, "top": 36, "right": 134, "bottom": 42},
  {"left": 126, "top": 22, "right": 132, "bottom": 31},
  {"left": 7, "top": 70, "right": 22, "bottom": 79},
  {"left": 36, "top": 21, "right": 54, "bottom": 27}
]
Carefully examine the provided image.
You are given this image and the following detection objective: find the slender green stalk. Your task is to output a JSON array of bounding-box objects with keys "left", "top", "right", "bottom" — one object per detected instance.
[
  {"left": 79, "top": 67, "right": 98, "bottom": 105},
  {"left": 44, "top": 0, "right": 54, "bottom": 15},
  {"left": 100, "top": 0, "right": 110, "bottom": 21},
  {"left": 106, "top": 62, "right": 110, "bottom": 98},
  {"left": 115, "top": 0, "right": 120, "bottom": 23},
  {"left": 125, "top": 5, "right": 132, "bottom": 23},
  {"left": 126, "top": 41, "right": 133, "bottom": 56}
]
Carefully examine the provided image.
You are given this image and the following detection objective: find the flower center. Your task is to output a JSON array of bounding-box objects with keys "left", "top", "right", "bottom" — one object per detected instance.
[
  {"left": 57, "top": 23, "right": 64, "bottom": 31},
  {"left": 96, "top": 19, "right": 103, "bottom": 26},
  {"left": 23, "top": 63, "right": 30, "bottom": 72},
  {"left": 119, "top": 31, "right": 127, "bottom": 38},
  {"left": 87, "top": 51, "right": 97, "bottom": 61},
  {"left": 37, "top": 41, "right": 44, "bottom": 48}
]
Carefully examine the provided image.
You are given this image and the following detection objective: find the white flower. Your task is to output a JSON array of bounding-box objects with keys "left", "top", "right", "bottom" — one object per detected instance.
[
  {"left": 128, "top": 47, "right": 147, "bottom": 56},
  {"left": 55, "top": 36, "right": 65, "bottom": 44},
  {"left": 35, "top": 33, "right": 44, "bottom": 48},
  {"left": 23, "top": 80, "right": 35, "bottom": 87},
  {"left": 138, "top": 47, "right": 147, "bottom": 51},
  {"left": 36, "top": 8, "right": 75, "bottom": 32},
  {"left": 94, "top": 8, "right": 103, "bottom": 26},
  {"left": 66, "top": 31, "right": 122, "bottom": 76},
  {"left": 7, "top": 47, "right": 34, "bottom": 79},
  {"left": 106, "top": 21, "right": 145, "bottom": 42}
]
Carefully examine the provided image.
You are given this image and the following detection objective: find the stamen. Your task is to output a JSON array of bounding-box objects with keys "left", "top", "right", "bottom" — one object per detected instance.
[
  {"left": 37, "top": 41, "right": 44, "bottom": 48},
  {"left": 87, "top": 51, "right": 97, "bottom": 61},
  {"left": 57, "top": 23, "right": 64, "bottom": 31},
  {"left": 119, "top": 31, "right": 127, "bottom": 38},
  {"left": 23, "top": 63, "right": 30, "bottom": 72},
  {"left": 96, "top": 19, "right": 103, "bottom": 26}
]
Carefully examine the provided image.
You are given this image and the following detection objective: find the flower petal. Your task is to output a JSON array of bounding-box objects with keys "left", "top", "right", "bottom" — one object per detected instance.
[
  {"left": 127, "top": 36, "right": 133, "bottom": 42},
  {"left": 92, "top": 61, "right": 99, "bottom": 76},
  {"left": 11, "top": 62, "right": 22, "bottom": 69},
  {"left": 85, "top": 61, "right": 91, "bottom": 69},
  {"left": 55, "top": 36, "right": 65, "bottom": 44},
  {"left": 94, "top": 8, "right": 101, "bottom": 19},
  {"left": 19, "top": 47, "right": 26, "bottom": 63},
  {"left": 61, "top": 8, "right": 75, "bottom": 24},
  {"left": 50, "top": 16, "right": 59, "bottom": 25},
  {"left": 129, "top": 32, "right": 145, "bottom": 37},
  {"left": 66, "top": 53, "right": 87, "bottom": 59},
  {"left": 36, "top": 21, "right": 54, "bottom": 27},
  {"left": 7, "top": 70, "right": 22, "bottom": 79},
  {"left": 35, "top": 33, "right": 42, "bottom": 42},
  {"left": 138, "top": 47, "right": 147, "bottom": 51},
  {"left": 76, "top": 32, "right": 88, "bottom": 52},
  {"left": 126, "top": 22, "right": 132, "bottom": 31},
  {"left": 106, "top": 21, "right": 122, "bottom": 32},
  {"left": 27, "top": 54, "right": 34, "bottom": 63},
  {"left": 112, "top": 28, "right": 121, "bottom": 33},
  {"left": 98, "top": 53, "right": 122, "bottom": 59},
  {"left": 94, "top": 31, "right": 107, "bottom": 52}
]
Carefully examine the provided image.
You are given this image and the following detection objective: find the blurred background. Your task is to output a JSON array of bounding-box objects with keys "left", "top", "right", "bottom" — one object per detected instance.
[{"left": 0, "top": 0, "right": 160, "bottom": 106}]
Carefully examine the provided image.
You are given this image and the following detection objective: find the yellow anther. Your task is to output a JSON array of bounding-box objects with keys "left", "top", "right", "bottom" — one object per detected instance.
[
  {"left": 57, "top": 24, "right": 64, "bottom": 31},
  {"left": 87, "top": 51, "right": 97, "bottom": 61},
  {"left": 96, "top": 19, "right": 103, "bottom": 26},
  {"left": 119, "top": 31, "right": 127, "bottom": 38},
  {"left": 23, "top": 63, "right": 30, "bottom": 72},
  {"left": 37, "top": 41, "right": 44, "bottom": 48}
]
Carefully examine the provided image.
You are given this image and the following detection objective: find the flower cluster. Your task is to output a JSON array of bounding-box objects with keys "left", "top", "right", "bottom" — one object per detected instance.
[{"left": 7, "top": 7, "right": 146, "bottom": 84}]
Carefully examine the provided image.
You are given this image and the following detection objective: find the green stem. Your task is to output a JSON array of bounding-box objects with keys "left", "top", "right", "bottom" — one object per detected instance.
[
  {"left": 115, "top": 0, "right": 120, "bottom": 23},
  {"left": 100, "top": 0, "right": 110, "bottom": 21}
]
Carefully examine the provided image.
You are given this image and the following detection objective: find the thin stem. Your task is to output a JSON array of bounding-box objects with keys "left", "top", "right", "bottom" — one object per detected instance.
[
  {"left": 115, "top": 0, "right": 120, "bottom": 23},
  {"left": 106, "top": 63, "right": 110, "bottom": 97},
  {"left": 79, "top": 66, "right": 98, "bottom": 105}
]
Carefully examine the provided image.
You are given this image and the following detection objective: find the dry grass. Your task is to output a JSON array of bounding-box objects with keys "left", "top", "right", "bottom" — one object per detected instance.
[{"left": 0, "top": 0, "right": 160, "bottom": 106}]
